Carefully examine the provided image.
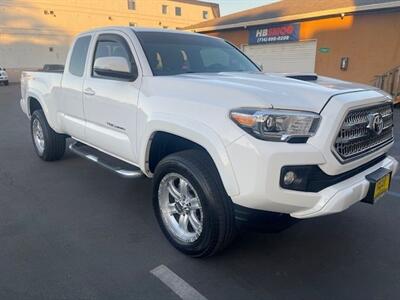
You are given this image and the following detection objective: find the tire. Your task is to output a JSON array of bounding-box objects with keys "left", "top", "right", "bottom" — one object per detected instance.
[
  {"left": 4, "top": 81, "right": 8, "bottom": 86},
  {"left": 30, "top": 110, "right": 66, "bottom": 161},
  {"left": 153, "top": 150, "right": 236, "bottom": 257}
]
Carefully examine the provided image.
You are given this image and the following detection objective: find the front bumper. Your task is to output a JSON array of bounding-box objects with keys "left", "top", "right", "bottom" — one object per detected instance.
[
  {"left": 291, "top": 155, "right": 397, "bottom": 218},
  {"left": 226, "top": 90, "right": 398, "bottom": 219},
  {"left": 226, "top": 134, "right": 398, "bottom": 219}
]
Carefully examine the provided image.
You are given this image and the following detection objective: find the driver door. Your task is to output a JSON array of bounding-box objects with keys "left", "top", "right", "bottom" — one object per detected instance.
[{"left": 83, "top": 32, "right": 141, "bottom": 163}]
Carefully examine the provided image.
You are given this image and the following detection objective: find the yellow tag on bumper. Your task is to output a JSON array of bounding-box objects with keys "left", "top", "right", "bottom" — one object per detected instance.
[{"left": 374, "top": 174, "right": 391, "bottom": 199}]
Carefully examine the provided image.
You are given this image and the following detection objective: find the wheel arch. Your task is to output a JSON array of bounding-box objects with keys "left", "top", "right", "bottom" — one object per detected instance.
[
  {"left": 25, "top": 92, "right": 53, "bottom": 128},
  {"left": 140, "top": 118, "right": 240, "bottom": 197},
  {"left": 26, "top": 91, "right": 62, "bottom": 133},
  {"left": 28, "top": 96, "right": 43, "bottom": 117}
]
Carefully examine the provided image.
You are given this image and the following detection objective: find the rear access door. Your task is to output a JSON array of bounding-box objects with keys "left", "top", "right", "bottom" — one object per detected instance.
[{"left": 61, "top": 34, "right": 92, "bottom": 140}]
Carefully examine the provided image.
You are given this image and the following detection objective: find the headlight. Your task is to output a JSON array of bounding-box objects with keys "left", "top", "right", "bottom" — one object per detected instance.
[{"left": 230, "top": 108, "right": 321, "bottom": 142}]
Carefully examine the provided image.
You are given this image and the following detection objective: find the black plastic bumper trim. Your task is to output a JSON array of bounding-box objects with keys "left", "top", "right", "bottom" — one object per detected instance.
[
  {"left": 280, "top": 154, "right": 387, "bottom": 193},
  {"left": 234, "top": 204, "right": 297, "bottom": 233}
]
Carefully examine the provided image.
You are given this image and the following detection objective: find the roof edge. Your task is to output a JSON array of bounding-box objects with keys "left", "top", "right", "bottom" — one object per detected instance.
[{"left": 189, "top": 1, "right": 400, "bottom": 32}]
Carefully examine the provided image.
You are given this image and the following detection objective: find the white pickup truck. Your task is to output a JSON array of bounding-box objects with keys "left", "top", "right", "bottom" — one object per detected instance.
[{"left": 21, "top": 27, "right": 398, "bottom": 257}]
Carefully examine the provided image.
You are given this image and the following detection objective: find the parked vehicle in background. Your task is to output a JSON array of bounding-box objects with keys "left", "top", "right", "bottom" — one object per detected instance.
[
  {"left": 20, "top": 27, "right": 398, "bottom": 257},
  {"left": 0, "top": 66, "right": 8, "bottom": 85}
]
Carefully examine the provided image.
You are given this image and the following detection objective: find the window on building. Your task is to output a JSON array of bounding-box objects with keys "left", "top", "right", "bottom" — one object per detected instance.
[
  {"left": 175, "top": 7, "right": 181, "bottom": 16},
  {"left": 129, "top": 22, "right": 137, "bottom": 27},
  {"left": 163, "top": 26, "right": 168, "bottom": 29},
  {"left": 162, "top": 5, "right": 168, "bottom": 15},
  {"left": 69, "top": 35, "right": 91, "bottom": 77},
  {"left": 203, "top": 11, "right": 209, "bottom": 19},
  {"left": 128, "top": 0, "right": 136, "bottom": 10}
]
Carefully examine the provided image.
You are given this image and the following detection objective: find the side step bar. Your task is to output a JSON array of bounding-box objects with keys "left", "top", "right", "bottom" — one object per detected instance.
[{"left": 69, "top": 142, "right": 144, "bottom": 179}]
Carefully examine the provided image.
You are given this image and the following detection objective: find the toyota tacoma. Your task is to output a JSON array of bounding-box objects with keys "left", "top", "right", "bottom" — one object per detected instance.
[{"left": 20, "top": 27, "right": 398, "bottom": 257}]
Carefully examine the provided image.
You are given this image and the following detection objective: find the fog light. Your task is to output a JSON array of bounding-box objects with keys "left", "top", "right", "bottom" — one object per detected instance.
[
  {"left": 283, "top": 171, "right": 296, "bottom": 185},
  {"left": 280, "top": 166, "right": 314, "bottom": 191}
]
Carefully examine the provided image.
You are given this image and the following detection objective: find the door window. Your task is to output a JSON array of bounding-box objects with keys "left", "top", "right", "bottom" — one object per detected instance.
[{"left": 92, "top": 34, "right": 138, "bottom": 81}]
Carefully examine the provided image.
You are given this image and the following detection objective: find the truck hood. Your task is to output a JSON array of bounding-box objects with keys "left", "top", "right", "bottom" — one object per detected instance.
[{"left": 171, "top": 72, "right": 377, "bottom": 113}]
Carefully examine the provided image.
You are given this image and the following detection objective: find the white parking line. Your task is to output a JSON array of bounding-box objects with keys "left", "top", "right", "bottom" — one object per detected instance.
[
  {"left": 388, "top": 191, "right": 400, "bottom": 198},
  {"left": 151, "top": 265, "right": 207, "bottom": 300}
]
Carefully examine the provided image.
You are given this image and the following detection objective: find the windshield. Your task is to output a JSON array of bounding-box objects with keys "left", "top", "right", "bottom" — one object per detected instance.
[{"left": 135, "top": 31, "right": 260, "bottom": 76}]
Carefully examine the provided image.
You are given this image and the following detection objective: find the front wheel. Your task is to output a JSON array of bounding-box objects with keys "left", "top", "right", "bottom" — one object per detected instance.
[
  {"left": 31, "top": 110, "right": 66, "bottom": 161},
  {"left": 153, "top": 150, "right": 236, "bottom": 257}
]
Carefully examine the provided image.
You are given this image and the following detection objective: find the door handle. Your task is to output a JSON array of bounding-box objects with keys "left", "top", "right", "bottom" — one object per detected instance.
[{"left": 84, "top": 87, "right": 96, "bottom": 96}]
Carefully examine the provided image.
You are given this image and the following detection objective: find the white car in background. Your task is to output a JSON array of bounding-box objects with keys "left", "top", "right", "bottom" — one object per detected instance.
[{"left": 0, "top": 66, "right": 9, "bottom": 86}]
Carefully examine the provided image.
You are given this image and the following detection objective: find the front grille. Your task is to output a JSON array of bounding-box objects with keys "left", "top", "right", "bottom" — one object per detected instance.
[{"left": 334, "top": 102, "right": 394, "bottom": 162}]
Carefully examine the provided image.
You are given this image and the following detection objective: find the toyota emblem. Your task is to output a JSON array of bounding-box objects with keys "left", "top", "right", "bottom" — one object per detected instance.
[{"left": 367, "top": 113, "right": 384, "bottom": 135}]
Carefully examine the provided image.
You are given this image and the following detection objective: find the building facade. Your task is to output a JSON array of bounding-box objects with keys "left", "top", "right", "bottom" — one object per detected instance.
[
  {"left": 187, "top": 0, "right": 400, "bottom": 91},
  {"left": 0, "top": 0, "right": 219, "bottom": 81}
]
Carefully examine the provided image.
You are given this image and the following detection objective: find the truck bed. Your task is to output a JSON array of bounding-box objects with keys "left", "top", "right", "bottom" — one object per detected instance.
[{"left": 21, "top": 71, "right": 63, "bottom": 105}]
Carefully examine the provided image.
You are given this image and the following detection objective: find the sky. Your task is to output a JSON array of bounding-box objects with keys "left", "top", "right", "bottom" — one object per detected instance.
[{"left": 211, "top": 0, "right": 279, "bottom": 16}]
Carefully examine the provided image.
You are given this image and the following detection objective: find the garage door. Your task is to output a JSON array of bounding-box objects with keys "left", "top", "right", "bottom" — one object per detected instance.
[{"left": 243, "top": 40, "right": 317, "bottom": 73}]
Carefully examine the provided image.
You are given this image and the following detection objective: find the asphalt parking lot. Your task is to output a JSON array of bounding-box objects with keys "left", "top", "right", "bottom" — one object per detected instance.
[{"left": 0, "top": 83, "right": 399, "bottom": 300}]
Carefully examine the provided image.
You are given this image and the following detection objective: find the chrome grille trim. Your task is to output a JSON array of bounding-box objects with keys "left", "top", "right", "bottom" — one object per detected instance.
[{"left": 333, "top": 102, "right": 394, "bottom": 163}]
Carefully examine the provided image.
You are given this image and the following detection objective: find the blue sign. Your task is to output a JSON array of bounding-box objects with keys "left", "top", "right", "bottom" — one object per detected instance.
[{"left": 249, "top": 23, "right": 300, "bottom": 45}]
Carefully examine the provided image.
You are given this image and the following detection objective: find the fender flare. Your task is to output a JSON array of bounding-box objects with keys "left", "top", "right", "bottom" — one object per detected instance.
[
  {"left": 139, "top": 114, "right": 240, "bottom": 197},
  {"left": 26, "top": 90, "right": 61, "bottom": 132},
  {"left": 26, "top": 90, "right": 48, "bottom": 117}
]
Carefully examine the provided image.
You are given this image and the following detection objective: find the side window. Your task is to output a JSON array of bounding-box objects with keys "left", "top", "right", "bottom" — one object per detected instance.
[
  {"left": 92, "top": 34, "right": 138, "bottom": 81},
  {"left": 69, "top": 35, "right": 91, "bottom": 77}
]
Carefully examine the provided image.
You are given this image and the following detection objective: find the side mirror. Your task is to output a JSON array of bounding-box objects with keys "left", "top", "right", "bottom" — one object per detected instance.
[{"left": 94, "top": 56, "right": 136, "bottom": 80}]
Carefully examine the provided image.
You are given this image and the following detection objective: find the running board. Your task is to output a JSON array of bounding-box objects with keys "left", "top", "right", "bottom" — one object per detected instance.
[{"left": 69, "top": 142, "right": 144, "bottom": 179}]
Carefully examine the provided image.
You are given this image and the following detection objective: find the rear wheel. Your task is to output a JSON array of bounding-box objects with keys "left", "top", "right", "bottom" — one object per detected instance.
[
  {"left": 4, "top": 80, "right": 8, "bottom": 86},
  {"left": 31, "top": 110, "right": 66, "bottom": 161},
  {"left": 153, "top": 150, "right": 236, "bottom": 257}
]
